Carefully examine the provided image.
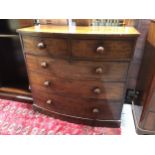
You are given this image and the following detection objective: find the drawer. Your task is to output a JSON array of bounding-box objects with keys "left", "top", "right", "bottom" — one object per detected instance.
[
  {"left": 22, "top": 36, "right": 69, "bottom": 57},
  {"left": 33, "top": 92, "right": 122, "bottom": 120},
  {"left": 29, "top": 71, "right": 125, "bottom": 100},
  {"left": 26, "top": 55, "right": 129, "bottom": 82},
  {"left": 71, "top": 39, "right": 134, "bottom": 60}
]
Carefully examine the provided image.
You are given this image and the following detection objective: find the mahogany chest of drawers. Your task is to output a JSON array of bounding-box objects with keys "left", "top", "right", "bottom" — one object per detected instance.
[{"left": 17, "top": 25, "right": 139, "bottom": 127}]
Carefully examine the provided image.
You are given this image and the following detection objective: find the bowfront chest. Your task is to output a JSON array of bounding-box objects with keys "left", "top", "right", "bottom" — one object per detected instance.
[{"left": 18, "top": 25, "right": 139, "bottom": 127}]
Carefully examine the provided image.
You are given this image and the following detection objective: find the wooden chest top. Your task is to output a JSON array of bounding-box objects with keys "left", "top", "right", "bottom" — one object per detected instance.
[{"left": 17, "top": 25, "right": 139, "bottom": 37}]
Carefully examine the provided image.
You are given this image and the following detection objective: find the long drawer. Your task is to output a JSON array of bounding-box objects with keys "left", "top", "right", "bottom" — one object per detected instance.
[
  {"left": 33, "top": 92, "right": 122, "bottom": 120},
  {"left": 26, "top": 55, "right": 129, "bottom": 82},
  {"left": 29, "top": 71, "right": 125, "bottom": 100}
]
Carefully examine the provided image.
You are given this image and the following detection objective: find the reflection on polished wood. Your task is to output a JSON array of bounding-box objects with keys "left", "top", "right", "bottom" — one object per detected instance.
[
  {"left": 17, "top": 25, "right": 139, "bottom": 36},
  {"left": 148, "top": 21, "right": 155, "bottom": 47}
]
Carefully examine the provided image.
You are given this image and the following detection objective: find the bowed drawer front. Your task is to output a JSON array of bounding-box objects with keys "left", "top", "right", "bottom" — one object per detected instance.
[
  {"left": 33, "top": 92, "right": 122, "bottom": 120},
  {"left": 18, "top": 25, "right": 139, "bottom": 127},
  {"left": 25, "top": 55, "right": 129, "bottom": 81},
  {"left": 28, "top": 71, "right": 125, "bottom": 100}
]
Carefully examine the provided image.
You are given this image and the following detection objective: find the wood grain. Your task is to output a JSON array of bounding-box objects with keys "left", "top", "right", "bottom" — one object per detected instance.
[
  {"left": 33, "top": 92, "right": 122, "bottom": 120},
  {"left": 23, "top": 36, "right": 69, "bottom": 57},
  {"left": 25, "top": 55, "right": 129, "bottom": 82},
  {"left": 148, "top": 21, "right": 155, "bottom": 47},
  {"left": 28, "top": 71, "right": 125, "bottom": 100},
  {"left": 17, "top": 25, "right": 140, "bottom": 36},
  {"left": 71, "top": 39, "right": 134, "bottom": 60},
  {"left": 18, "top": 25, "right": 139, "bottom": 127}
]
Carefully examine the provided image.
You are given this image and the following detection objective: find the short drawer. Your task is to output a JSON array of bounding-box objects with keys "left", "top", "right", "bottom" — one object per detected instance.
[
  {"left": 33, "top": 92, "right": 122, "bottom": 120},
  {"left": 26, "top": 55, "right": 129, "bottom": 82},
  {"left": 29, "top": 71, "right": 125, "bottom": 100},
  {"left": 71, "top": 39, "right": 134, "bottom": 60},
  {"left": 22, "top": 36, "right": 69, "bottom": 57}
]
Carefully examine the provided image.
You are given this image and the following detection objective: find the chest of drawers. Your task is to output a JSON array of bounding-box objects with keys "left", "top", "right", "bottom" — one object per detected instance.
[{"left": 18, "top": 25, "right": 139, "bottom": 127}]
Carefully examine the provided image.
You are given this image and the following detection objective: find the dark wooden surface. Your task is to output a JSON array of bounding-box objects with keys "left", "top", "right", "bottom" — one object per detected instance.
[
  {"left": 23, "top": 36, "right": 69, "bottom": 57},
  {"left": 18, "top": 25, "right": 139, "bottom": 127},
  {"left": 0, "top": 20, "right": 33, "bottom": 102},
  {"left": 33, "top": 104, "right": 121, "bottom": 127},
  {"left": 28, "top": 71, "right": 125, "bottom": 100},
  {"left": 33, "top": 92, "right": 122, "bottom": 120},
  {"left": 132, "top": 21, "right": 155, "bottom": 134},
  {"left": 25, "top": 55, "right": 129, "bottom": 82},
  {"left": 0, "top": 86, "right": 33, "bottom": 103},
  {"left": 71, "top": 39, "right": 134, "bottom": 60}
]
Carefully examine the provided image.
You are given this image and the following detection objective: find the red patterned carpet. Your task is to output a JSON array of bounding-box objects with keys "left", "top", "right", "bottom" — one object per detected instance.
[{"left": 0, "top": 99, "right": 121, "bottom": 135}]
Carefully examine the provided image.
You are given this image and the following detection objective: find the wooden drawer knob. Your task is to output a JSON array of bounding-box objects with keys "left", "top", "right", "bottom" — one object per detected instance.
[
  {"left": 44, "top": 81, "right": 51, "bottom": 86},
  {"left": 95, "top": 67, "right": 103, "bottom": 74},
  {"left": 92, "top": 108, "right": 99, "bottom": 113},
  {"left": 96, "top": 46, "right": 104, "bottom": 54},
  {"left": 41, "top": 62, "right": 48, "bottom": 68},
  {"left": 93, "top": 87, "right": 101, "bottom": 94},
  {"left": 37, "top": 42, "right": 46, "bottom": 49},
  {"left": 46, "top": 99, "right": 52, "bottom": 105}
]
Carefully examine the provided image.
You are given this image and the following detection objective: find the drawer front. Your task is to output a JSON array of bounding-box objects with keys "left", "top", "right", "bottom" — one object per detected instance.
[
  {"left": 26, "top": 55, "right": 129, "bottom": 82},
  {"left": 33, "top": 92, "right": 122, "bottom": 120},
  {"left": 22, "top": 36, "right": 69, "bottom": 57},
  {"left": 29, "top": 71, "right": 125, "bottom": 100},
  {"left": 71, "top": 39, "right": 134, "bottom": 60}
]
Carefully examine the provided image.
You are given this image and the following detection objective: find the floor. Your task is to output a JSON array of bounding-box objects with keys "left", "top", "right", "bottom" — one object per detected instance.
[
  {"left": 0, "top": 98, "right": 121, "bottom": 135},
  {"left": 121, "top": 103, "right": 137, "bottom": 135},
  {"left": 0, "top": 98, "right": 137, "bottom": 135}
]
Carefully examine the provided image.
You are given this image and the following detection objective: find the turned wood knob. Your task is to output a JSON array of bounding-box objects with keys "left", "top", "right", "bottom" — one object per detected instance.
[
  {"left": 44, "top": 81, "right": 51, "bottom": 86},
  {"left": 41, "top": 62, "right": 48, "bottom": 68},
  {"left": 37, "top": 42, "right": 46, "bottom": 49},
  {"left": 95, "top": 67, "right": 103, "bottom": 74},
  {"left": 92, "top": 108, "right": 99, "bottom": 113},
  {"left": 93, "top": 87, "right": 101, "bottom": 94},
  {"left": 96, "top": 46, "right": 104, "bottom": 54},
  {"left": 46, "top": 99, "right": 52, "bottom": 105}
]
